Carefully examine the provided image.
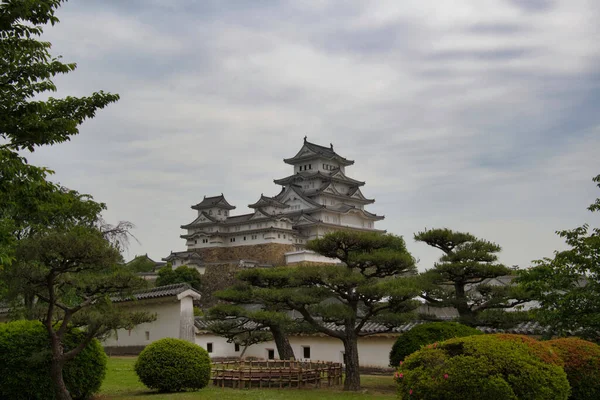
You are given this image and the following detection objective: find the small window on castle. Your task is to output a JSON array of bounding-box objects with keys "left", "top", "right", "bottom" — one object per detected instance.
[
  {"left": 303, "top": 346, "right": 311, "bottom": 359},
  {"left": 194, "top": 240, "right": 197, "bottom": 244},
  {"left": 283, "top": 234, "right": 286, "bottom": 239},
  {"left": 309, "top": 164, "right": 312, "bottom": 170},
  {"left": 207, "top": 343, "right": 213, "bottom": 353},
  {"left": 278, "top": 234, "right": 281, "bottom": 238},
  {"left": 243, "top": 236, "right": 246, "bottom": 241},
  {"left": 235, "top": 343, "right": 240, "bottom": 352},
  {"left": 145, "top": 331, "right": 150, "bottom": 341},
  {"left": 267, "top": 349, "right": 275, "bottom": 360}
]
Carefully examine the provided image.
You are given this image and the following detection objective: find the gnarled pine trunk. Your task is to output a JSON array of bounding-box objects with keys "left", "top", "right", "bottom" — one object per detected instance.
[
  {"left": 49, "top": 335, "right": 72, "bottom": 400},
  {"left": 342, "top": 334, "right": 361, "bottom": 391},
  {"left": 270, "top": 324, "right": 295, "bottom": 360}
]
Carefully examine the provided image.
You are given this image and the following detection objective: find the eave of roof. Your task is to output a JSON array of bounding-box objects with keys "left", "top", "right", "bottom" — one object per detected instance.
[
  {"left": 248, "top": 195, "right": 290, "bottom": 209},
  {"left": 112, "top": 283, "right": 201, "bottom": 303},
  {"left": 283, "top": 139, "right": 354, "bottom": 166},
  {"left": 274, "top": 170, "right": 365, "bottom": 187},
  {"left": 191, "top": 194, "right": 236, "bottom": 210}
]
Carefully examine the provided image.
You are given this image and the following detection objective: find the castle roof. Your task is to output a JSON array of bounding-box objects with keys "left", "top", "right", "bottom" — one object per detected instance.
[
  {"left": 303, "top": 182, "right": 375, "bottom": 204},
  {"left": 191, "top": 194, "right": 236, "bottom": 211},
  {"left": 284, "top": 138, "right": 354, "bottom": 166},
  {"left": 274, "top": 169, "right": 365, "bottom": 187},
  {"left": 162, "top": 251, "right": 203, "bottom": 262},
  {"left": 248, "top": 194, "right": 290, "bottom": 209}
]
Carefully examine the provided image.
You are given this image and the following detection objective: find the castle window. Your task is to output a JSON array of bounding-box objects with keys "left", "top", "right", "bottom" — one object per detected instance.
[
  {"left": 230, "top": 238, "right": 236, "bottom": 242},
  {"left": 309, "top": 164, "right": 312, "bottom": 170},
  {"left": 194, "top": 240, "right": 197, "bottom": 244},
  {"left": 207, "top": 343, "right": 213, "bottom": 353},
  {"left": 278, "top": 234, "right": 281, "bottom": 238},
  {"left": 235, "top": 343, "right": 240, "bottom": 352},
  {"left": 283, "top": 234, "right": 286, "bottom": 239},
  {"left": 243, "top": 236, "right": 246, "bottom": 241},
  {"left": 303, "top": 346, "right": 311, "bottom": 359}
]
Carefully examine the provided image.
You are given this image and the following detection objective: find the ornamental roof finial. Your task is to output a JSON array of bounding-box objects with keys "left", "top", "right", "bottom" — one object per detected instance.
[
  {"left": 330, "top": 143, "right": 333, "bottom": 150},
  {"left": 304, "top": 135, "right": 307, "bottom": 142}
]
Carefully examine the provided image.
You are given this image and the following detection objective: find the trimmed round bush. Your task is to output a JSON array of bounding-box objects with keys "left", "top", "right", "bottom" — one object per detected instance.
[
  {"left": 492, "top": 334, "right": 563, "bottom": 365},
  {"left": 0, "top": 320, "right": 107, "bottom": 400},
  {"left": 135, "top": 338, "right": 211, "bottom": 392},
  {"left": 389, "top": 322, "right": 482, "bottom": 366},
  {"left": 547, "top": 338, "right": 600, "bottom": 400},
  {"left": 395, "top": 334, "right": 570, "bottom": 400}
]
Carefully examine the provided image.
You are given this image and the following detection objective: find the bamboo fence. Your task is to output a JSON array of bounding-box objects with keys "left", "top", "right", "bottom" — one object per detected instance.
[{"left": 211, "top": 360, "right": 343, "bottom": 389}]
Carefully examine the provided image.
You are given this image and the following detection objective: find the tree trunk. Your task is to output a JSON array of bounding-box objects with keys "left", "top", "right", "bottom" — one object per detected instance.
[
  {"left": 342, "top": 336, "right": 361, "bottom": 391},
  {"left": 48, "top": 330, "right": 72, "bottom": 400},
  {"left": 270, "top": 324, "right": 295, "bottom": 360},
  {"left": 50, "top": 358, "right": 71, "bottom": 400},
  {"left": 240, "top": 343, "right": 249, "bottom": 358},
  {"left": 455, "top": 283, "right": 476, "bottom": 325}
]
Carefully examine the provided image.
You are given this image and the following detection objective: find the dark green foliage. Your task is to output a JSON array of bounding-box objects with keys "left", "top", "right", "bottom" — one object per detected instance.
[
  {"left": 156, "top": 265, "right": 202, "bottom": 290},
  {"left": 125, "top": 255, "right": 159, "bottom": 273},
  {"left": 547, "top": 338, "right": 600, "bottom": 400},
  {"left": 389, "top": 322, "right": 482, "bottom": 366},
  {"left": 135, "top": 338, "right": 211, "bottom": 392},
  {"left": 518, "top": 174, "right": 600, "bottom": 340},
  {"left": 415, "top": 228, "right": 531, "bottom": 326},
  {"left": 0, "top": 320, "right": 107, "bottom": 400},
  {"left": 396, "top": 334, "right": 570, "bottom": 400}
]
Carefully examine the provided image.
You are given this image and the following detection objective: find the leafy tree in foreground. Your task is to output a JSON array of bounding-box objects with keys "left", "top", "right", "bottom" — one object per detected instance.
[
  {"left": 415, "top": 228, "right": 530, "bottom": 327},
  {"left": 6, "top": 226, "right": 155, "bottom": 400},
  {"left": 236, "top": 231, "right": 421, "bottom": 391},
  {"left": 156, "top": 265, "right": 202, "bottom": 291},
  {"left": 0, "top": 0, "right": 119, "bottom": 264},
  {"left": 518, "top": 174, "right": 600, "bottom": 341}
]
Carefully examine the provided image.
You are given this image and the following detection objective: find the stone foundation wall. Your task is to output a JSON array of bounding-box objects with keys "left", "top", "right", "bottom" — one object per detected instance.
[{"left": 193, "top": 243, "right": 295, "bottom": 265}]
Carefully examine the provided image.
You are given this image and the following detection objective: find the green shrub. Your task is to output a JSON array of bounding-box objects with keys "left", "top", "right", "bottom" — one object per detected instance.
[
  {"left": 547, "top": 338, "right": 600, "bottom": 400},
  {"left": 395, "top": 334, "right": 570, "bottom": 400},
  {"left": 0, "top": 320, "right": 107, "bottom": 400},
  {"left": 389, "top": 322, "right": 482, "bottom": 366},
  {"left": 135, "top": 338, "right": 211, "bottom": 392},
  {"left": 492, "top": 334, "right": 563, "bottom": 365}
]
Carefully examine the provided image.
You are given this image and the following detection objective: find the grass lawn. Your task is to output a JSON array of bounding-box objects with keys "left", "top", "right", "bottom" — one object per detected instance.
[{"left": 98, "top": 357, "right": 397, "bottom": 400}]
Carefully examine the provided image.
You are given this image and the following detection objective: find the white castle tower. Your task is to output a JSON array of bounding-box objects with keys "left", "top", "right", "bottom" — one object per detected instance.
[{"left": 164, "top": 138, "right": 384, "bottom": 269}]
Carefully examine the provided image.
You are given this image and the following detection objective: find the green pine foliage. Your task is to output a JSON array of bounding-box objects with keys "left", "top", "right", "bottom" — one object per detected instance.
[
  {"left": 389, "top": 322, "right": 482, "bottom": 367},
  {"left": 134, "top": 338, "right": 211, "bottom": 392},
  {"left": 156, "top": 265, "right": 202, "bottom": 291},
  {"left": 0, "top": 320, "right": 107, "bottom": 400},
  {"left": 415, "top": 228, "right": 531, "bottom": 326},
  {"left": 395, "top": 334, "right": 570, "bottom": 400},
  {"left": 547, "top": 338, "right": 600, "bottom": 400}
]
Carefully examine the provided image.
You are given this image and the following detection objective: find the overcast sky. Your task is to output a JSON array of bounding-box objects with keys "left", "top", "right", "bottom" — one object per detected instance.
[{"left": 26, "top": 0, "right": 599, "bottom": 271}]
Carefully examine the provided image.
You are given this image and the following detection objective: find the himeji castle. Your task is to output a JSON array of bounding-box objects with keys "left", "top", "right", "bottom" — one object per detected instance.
[{"left": 163, "top": 138, "right": 384, "bottom": 271}]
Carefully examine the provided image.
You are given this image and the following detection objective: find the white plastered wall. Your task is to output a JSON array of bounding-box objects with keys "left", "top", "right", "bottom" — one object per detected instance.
[
  {"left": 103, "top": 298, "right": 182, "bottom": 347},
  {"left": 196, "top": 333, "right": 396, "bottom": 368}
]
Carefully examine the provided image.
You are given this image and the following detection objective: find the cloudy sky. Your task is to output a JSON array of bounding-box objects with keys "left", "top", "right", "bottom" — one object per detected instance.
[{"left": 27, "top": 0, "right": 599, "bottom": 270}]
